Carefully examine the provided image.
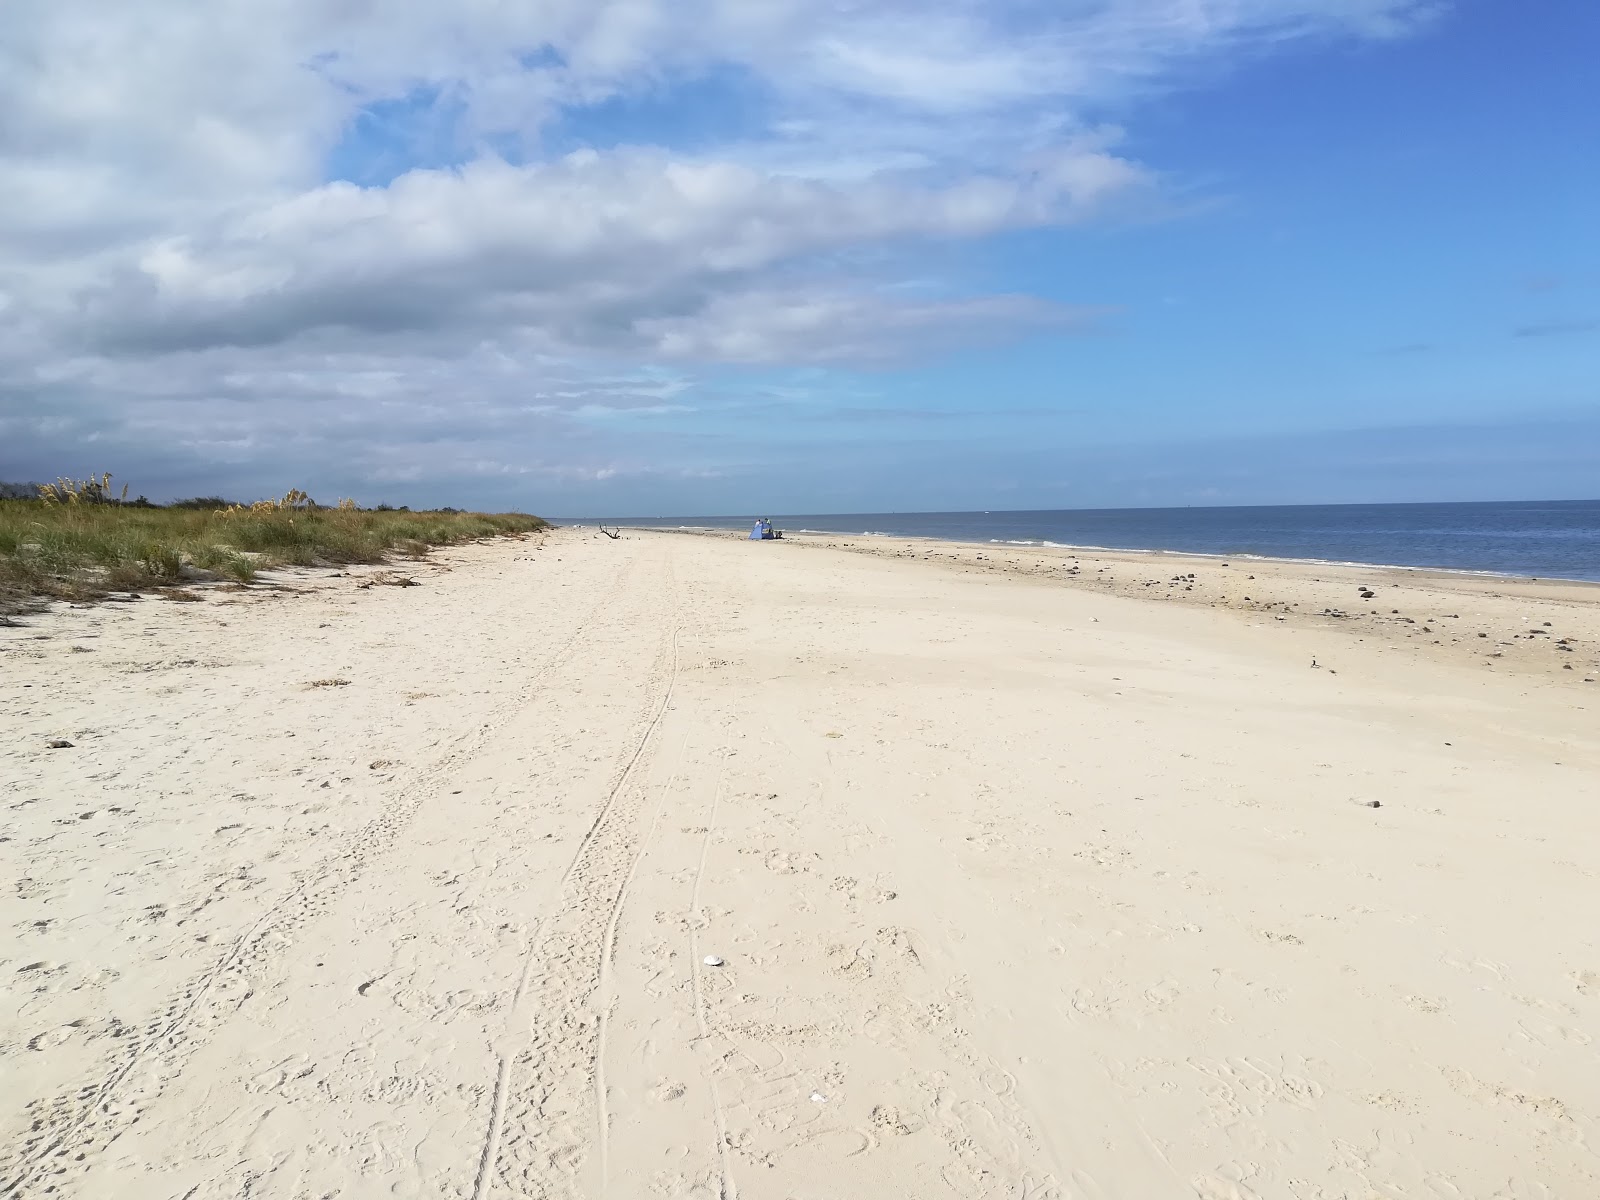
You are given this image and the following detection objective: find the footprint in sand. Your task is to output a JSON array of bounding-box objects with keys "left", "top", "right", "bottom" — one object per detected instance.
[
  {"left": 27, "top": 1023, "right": 83, "bottom": 1052},
  {"left": 648, "top": 1078, "right": 687, "bottom": 1103},
  {"left": 764, "top": 849, "right": 811, "bottom": 875},
  {"left": 869, "top": 1104, "right": 925, "bottom": 1137},
  {"left": 1192, "top": 1174, "right": 1263, "bottom": 1200},
  {"left": 1143, "top": 980, "right": 1182, "bottom": 1010},
  {"left": 247, "top": 1056, "right": 316, "bottom": 1095},
  {"left": 825, "top": 943, "right": 873, "bottom": 981}
]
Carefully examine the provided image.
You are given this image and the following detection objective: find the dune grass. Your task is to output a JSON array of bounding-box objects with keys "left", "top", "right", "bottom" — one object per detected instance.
[{"left": 0, "top": 480, "right": 547, "bottom": 614}]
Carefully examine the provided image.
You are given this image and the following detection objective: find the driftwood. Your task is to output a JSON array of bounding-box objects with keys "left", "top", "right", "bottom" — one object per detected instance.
[{"left": 598, "top": 525, "right": 621, "bottom": 540}]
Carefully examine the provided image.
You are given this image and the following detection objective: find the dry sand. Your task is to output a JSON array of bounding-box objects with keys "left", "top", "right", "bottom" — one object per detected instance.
[{"left": 3, "top": 527, "right": 1598, "bottom": 1199}]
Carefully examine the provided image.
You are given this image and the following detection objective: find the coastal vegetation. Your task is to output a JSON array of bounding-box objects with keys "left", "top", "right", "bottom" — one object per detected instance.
[{"left": 0, "top": 474, "right": 546, "bottom": 614}]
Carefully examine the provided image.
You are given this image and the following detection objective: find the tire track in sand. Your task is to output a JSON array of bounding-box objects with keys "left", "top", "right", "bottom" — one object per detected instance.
[
  {"left": 688, "top": 757, "right": 740, "bottom": 1200},
  {"left": 594, "top": 720, "right": 690, "bottom": 1191},
  {"left": 1, "top": 552, "right": 632, "bottom": 1200},
  {"left": 478, "top": 554, "right": 688, "bottom": 1199}
]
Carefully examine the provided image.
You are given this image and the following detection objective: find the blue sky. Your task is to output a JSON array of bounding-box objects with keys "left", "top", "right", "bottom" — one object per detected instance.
[{"left": 1, "top": 0, "right": 1595, "bottom": 513}]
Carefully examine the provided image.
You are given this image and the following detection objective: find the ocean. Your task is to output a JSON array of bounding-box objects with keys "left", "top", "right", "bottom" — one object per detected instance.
[{"left": 583, "top": 499, "right": 1600, "bottom": 582}]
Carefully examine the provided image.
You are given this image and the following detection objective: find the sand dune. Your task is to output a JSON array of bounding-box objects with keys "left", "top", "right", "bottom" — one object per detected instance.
[{"left": 3, "top": 528, "right": 1597, "bottom": 1198}]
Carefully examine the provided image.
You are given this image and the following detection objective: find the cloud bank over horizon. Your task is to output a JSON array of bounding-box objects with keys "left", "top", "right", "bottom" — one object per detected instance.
[{"left": 2, "top": 0, "right": 1595, "bottom": 510}]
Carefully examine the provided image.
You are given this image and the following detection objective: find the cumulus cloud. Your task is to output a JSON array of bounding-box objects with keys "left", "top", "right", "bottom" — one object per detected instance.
[
  {"left": 76, "top": 139, "right": 1134, "bottom": 359},
  {"left": 0, "top": 0, "right": 1440, "bottom": 501}
]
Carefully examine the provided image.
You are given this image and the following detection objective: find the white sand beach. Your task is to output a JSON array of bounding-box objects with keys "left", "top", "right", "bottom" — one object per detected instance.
[{"left": 3, "top": 527, "right": 1598, "bottom": 1199}]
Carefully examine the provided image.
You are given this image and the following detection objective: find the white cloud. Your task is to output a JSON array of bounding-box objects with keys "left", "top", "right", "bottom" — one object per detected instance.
[
  {"left": 76, "top": 138, "right": 1138, "bottom": 358},
  {"left": 0, "top": 0, "right": 1439, "bottom": 500}
]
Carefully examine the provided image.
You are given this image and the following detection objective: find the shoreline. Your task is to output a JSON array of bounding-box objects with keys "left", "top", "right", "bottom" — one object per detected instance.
[
  {"left": 617, "top": 523, "right": 1600, "bottom": 586},
  {"left": 638, "top": 525, "right": 1600, "bottom": 686}
]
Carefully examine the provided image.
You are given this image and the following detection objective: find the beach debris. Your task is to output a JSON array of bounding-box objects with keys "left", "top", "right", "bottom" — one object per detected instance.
[
  {"left": 1360, "top": 800, "right": 1382, "bottom": 809},
  {"left": 46, "top": 739, "right": 73, "bottom": 749},
  {"left": 309, "top": 678, "right": 351, "bottom": 688},
  {"left": 703, "top": 955, "right": 725, "bottom": 967},
  {"left": 810, "top": 1091, "right": 828, "bottom": 1104},
  {"left": 1310, "top": 658, "right": 1320, "bottom": 669},
  {"left": 357, "top": 572, "right": 419, "bottom": 589}
]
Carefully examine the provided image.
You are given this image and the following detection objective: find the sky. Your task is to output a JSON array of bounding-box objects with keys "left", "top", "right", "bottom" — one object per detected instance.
[{"left": 0, "top": 0, "right": 1595, "bottom": 515}]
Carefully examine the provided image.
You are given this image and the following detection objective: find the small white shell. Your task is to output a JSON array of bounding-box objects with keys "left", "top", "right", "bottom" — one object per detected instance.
[
  {"left": 703, "top": 955, "right": 725, "bottom": 967},
  {"left": 810, "top": 1092, "right": 828, "bottom": 1103}
]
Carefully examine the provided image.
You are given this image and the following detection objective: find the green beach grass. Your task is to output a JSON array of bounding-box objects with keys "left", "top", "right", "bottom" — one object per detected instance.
[{"left": 0, "top": 476, "right": 547, "bottom": 614}]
